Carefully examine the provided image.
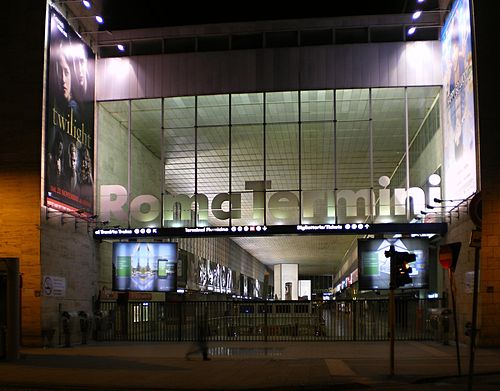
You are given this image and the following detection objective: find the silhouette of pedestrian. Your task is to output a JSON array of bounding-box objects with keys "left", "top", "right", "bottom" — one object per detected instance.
[{"left": 186, "top": 313, "right": 210, "bottom": 361}]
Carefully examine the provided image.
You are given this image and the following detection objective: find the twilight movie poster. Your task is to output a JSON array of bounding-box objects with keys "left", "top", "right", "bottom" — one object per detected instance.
[{"left": 45, "top": 6, "right": 95, "bottom": 215}]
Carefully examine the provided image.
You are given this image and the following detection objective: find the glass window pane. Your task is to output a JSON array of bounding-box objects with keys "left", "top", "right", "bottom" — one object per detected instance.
[
  {"left": 266, "top": 91, "right": 298, "bottom": 123},
  {"left": 408, "top": 86, "right": 442, "bottom": 186},
  {"left": 267, "top": 190, "right": 300, "bottom": 225},
  {"left": 266, "top": 123, "right": 299, "bottom": 191},
  {"left": 300, "top": 90, "right": 334, "bottom": 122},
  {"left": 231, "top": 125, "right": 264, "bottom": 191},
  {"left": 197, "top": 126, "right": 230, "bottom": 225},
  {"left": 164, "top": 96, "right": 195, "bottom": 128},
  {"left": 372, "top": 88, "right": 406, "bottom": 221},
  {"left": 301, "top": 122, "right": 334, "bottom": 224},
  {"left": 231, "top": 93, "right": 264, "bottom": 125},
  {"left": 335, "top": 120, "right": 370, "bottom": 223},
  {"left": 232, "top": 124, "right": 264, "bottom": 226},
  {"left": 302, "top": 122, "right": 334, "bottom": 190},
  {"left": 336, "top": 89, "right": 370, "bottom": 121},
  {"left": 163, "top": 127, "right": 196, "bottom": 227},
  {"left": 131, "top": 99, "right": 162, "bottom": 227},
  {"left": 164, "top": 128, "right": 195, "bottom": 194},
  {"left": 97, "top": 100, "right": 129, "bottom": 227},
  {"left": 408, "top": 87, "right": 442, "bottom": 218},
  {"left": 197, "top": 94, "right": 229, "bottom": 126}
]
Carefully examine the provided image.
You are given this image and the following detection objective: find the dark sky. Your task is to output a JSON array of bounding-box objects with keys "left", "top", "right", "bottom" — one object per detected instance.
[{"left": 101, "top": 0, "right": 441, "bottom": 31}]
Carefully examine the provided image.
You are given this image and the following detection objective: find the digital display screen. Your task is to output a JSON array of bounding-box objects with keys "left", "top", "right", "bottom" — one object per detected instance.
[
  {"left": 112, "top": 242, "right": 177, "bottom": 292},
  {"left": 358, "top": 238, "right": 429, "bottom": 290}
]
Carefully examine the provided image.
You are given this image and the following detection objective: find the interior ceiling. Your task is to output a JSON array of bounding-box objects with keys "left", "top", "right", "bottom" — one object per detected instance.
[
  {"left": 100, "top": 87, "right": 440, "bottom": 277},
  {"left": 231, "top": 235, "right": 361, "bottom": 276}
]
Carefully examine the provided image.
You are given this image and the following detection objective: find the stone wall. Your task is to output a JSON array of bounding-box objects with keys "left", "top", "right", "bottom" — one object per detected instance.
[{"left": 40, "top": 218, "right": 96, "bottom": 346}]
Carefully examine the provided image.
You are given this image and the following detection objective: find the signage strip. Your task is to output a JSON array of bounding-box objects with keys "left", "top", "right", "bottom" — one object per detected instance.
[{"left": 94, "top": 222, "right": 447, "bottom": 239}]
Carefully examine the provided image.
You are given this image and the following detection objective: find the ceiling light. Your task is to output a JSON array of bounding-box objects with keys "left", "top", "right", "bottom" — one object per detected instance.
[
  {"left": 433, "top": 198, "right": 463, "bottom": 203},
  {"left": 407, "top": 26, "right": 417, "bottom": 35},
  {"left": 117, "top": 44, "right": 125, "bottom": 52},
  {"left": 412, "top": 10, "right": 422, "bottom": 20},
  {"left": 417, "top": 0, "right": 425, "bottom": 3},
  {"left": 95, "top": 15, "right": 104, "bottom": 24},
  {"left": 82, "top": 0, "right": 91, "bottom": 8}
]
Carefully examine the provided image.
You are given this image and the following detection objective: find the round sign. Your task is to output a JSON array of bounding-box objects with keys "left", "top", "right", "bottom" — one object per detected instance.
[{"left": 43, "top": 276, "right": 53, "bottom": 296}]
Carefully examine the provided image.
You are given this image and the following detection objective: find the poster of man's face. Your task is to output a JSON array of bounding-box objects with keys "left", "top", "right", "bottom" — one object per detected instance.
[{"left": 45, "top": 6, "right": 95, "bottom": 215}]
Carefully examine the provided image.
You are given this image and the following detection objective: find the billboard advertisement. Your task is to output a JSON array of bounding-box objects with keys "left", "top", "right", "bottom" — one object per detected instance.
[
  {"left": 45, "top": 6, "right": 95, "bottom": 215},
  {"left": 358, "top": 238, "right": 429, "bottom": 290},
  {"left": 112, "top": 242, "right": 178, "bottom": 292},
  {"left": 441, "top": 0, "right": 477, "bottom": 201}
]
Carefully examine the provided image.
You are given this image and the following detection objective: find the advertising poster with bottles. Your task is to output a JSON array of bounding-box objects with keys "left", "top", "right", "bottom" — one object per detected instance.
[
  {"left": 441, "top": 0, "right": 477, "bottom": 201},
  {"left": 112, "top": 242, "right": 177, "bottom": 292},
  {"left": 45, "top": 6, "right": 95, "bottom": 215}
]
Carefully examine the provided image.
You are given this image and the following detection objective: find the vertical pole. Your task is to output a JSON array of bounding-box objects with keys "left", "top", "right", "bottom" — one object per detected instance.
[
  {"left": 388, "top": 245, "right": 396, "bottom": 376},
  {"left": 449, "top": 269, "right": 462, "bottom": 375},
  {"left": 404, "top": 87, "right": 410, "bottom": 222},
  {"left": 468, "top": 245, "right": 481, "bottom": 391},
  {"left": 160, "top": 98, "right": 165, "bottom": 227},
  {"left": 389, "top": 287, "right": 395, "bottom": 376},
  {"left": 127, "top": 100, "right": 132, "bottom": 228}
]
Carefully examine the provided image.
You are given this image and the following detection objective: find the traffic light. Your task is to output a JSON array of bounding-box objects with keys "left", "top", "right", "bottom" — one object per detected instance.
[
  {"left": 384, "top": 245, "right": 416, "bottom": 288},
  {"left": 394, "top": 251, "right": 415, "bottom": 287}
]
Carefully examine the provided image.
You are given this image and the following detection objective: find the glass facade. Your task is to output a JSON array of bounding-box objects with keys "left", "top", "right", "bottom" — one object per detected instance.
[{"left": 98, "top": 86, "right": 441, "bottom": 228}]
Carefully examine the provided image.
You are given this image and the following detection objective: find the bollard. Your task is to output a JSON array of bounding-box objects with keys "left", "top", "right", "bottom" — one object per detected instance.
[{"left": 61, "top": 312, "right": 71, "bottom": 347}]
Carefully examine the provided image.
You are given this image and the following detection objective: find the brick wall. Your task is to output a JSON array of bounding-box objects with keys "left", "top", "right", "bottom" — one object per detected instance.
[{"left": 1, "top": 2, "right": 46, "bottom": 346}]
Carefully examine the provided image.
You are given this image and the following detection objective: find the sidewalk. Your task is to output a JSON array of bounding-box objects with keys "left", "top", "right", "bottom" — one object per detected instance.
[{"left": 1, "top": 340, "right": 500, "bottom": 390}]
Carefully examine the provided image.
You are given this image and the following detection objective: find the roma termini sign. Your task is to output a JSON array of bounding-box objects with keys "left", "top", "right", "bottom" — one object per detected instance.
[{"left": 99, "top": 174, "right": 443, "bottom": 226}]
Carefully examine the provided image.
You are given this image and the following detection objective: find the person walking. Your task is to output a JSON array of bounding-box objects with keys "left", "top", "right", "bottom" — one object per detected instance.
[{"left": 185, "top": 312, "right": 210, "bottom": 361}]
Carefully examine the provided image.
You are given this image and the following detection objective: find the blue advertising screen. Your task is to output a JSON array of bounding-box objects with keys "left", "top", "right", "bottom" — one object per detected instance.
[{"left": 113, "top": 242, "right": 177, "bottom": 292}]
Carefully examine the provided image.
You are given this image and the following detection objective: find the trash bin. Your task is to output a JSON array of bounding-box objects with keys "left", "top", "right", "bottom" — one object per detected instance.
[
  {"left": 61, "top": 311, "right": 72, "bottom": 347},
  {"left": 0, "top": 325, "right": 5, "bottom": 359},
  {"left": 440, "top": 309, "right": 451, "bottom": 345},
  {"left": 428, "top": 307, "right": 452, "bottom": 343},
  {"left": 94, "top": 310, "right": 111, "bottom": 341},
  {"left": 78, "top": 311, "right": 90, "bottom": 345}
]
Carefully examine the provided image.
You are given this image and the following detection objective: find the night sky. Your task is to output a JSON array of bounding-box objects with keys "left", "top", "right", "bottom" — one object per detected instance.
[{"left": 100, "top": 0, "right": 442, "bottom": 31}]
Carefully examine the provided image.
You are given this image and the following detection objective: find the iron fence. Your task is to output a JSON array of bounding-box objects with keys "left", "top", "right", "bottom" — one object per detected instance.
[{"left": 94, "top": 298, "right": 447, "bottom": 342}]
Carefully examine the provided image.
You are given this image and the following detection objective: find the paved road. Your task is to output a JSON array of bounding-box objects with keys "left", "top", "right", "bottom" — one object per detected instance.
[{"left": 1, "top": 341, "right": 500, "bottom": 390}]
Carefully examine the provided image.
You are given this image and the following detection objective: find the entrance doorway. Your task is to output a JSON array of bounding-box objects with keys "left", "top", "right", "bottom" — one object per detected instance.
[{"left": 0, "top": 258, "right": 20, "bottom": 360}]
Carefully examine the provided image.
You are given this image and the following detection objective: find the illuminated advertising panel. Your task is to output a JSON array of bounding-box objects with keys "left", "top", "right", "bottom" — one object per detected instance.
[
  {"left": 45, "top": 6, "right": 95, "bottom": 215},
  {"left": 112, "top": 242, "right": 177, "bottom": 292},
  {"left": 441, "top": 0, "right": 477, "bottom": 201},
  {"left": 358, "top": 238, "right": 429, "bottom": 290}
]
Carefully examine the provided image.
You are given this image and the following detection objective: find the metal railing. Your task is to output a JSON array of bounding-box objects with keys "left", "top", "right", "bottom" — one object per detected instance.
[{"left": 94, "top": 298, "right": 446, "bottom": 342}]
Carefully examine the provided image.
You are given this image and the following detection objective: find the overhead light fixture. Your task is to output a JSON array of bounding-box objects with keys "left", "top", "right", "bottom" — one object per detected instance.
[
  {"left": 426, "top": 204, "right": 446, "bottom": 210},
  {"left": 68, "top": 15, "right": 104, "bottom": 24},
  {"left": 412, "top": 10, "right": 422, "bottom": 20},
  {"left": 417, "top": 0, "right": 425, "bottom": 3},
  {"left": 434, "top": 198, "right": 463, "bottom": 203},
  {"left": 407, "top": 26, "right": 417, "bottom": 35},
  {"left": 82, "top": 0, "right": 91, "bottom": 8},
  {"left": 117, "top": 44, "right": 125, "bottom": 52}
]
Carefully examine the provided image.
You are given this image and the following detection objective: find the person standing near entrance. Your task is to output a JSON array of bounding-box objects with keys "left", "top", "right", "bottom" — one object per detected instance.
[{"left": 185, "top": 312, "right": 210, "bottom": 361}]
